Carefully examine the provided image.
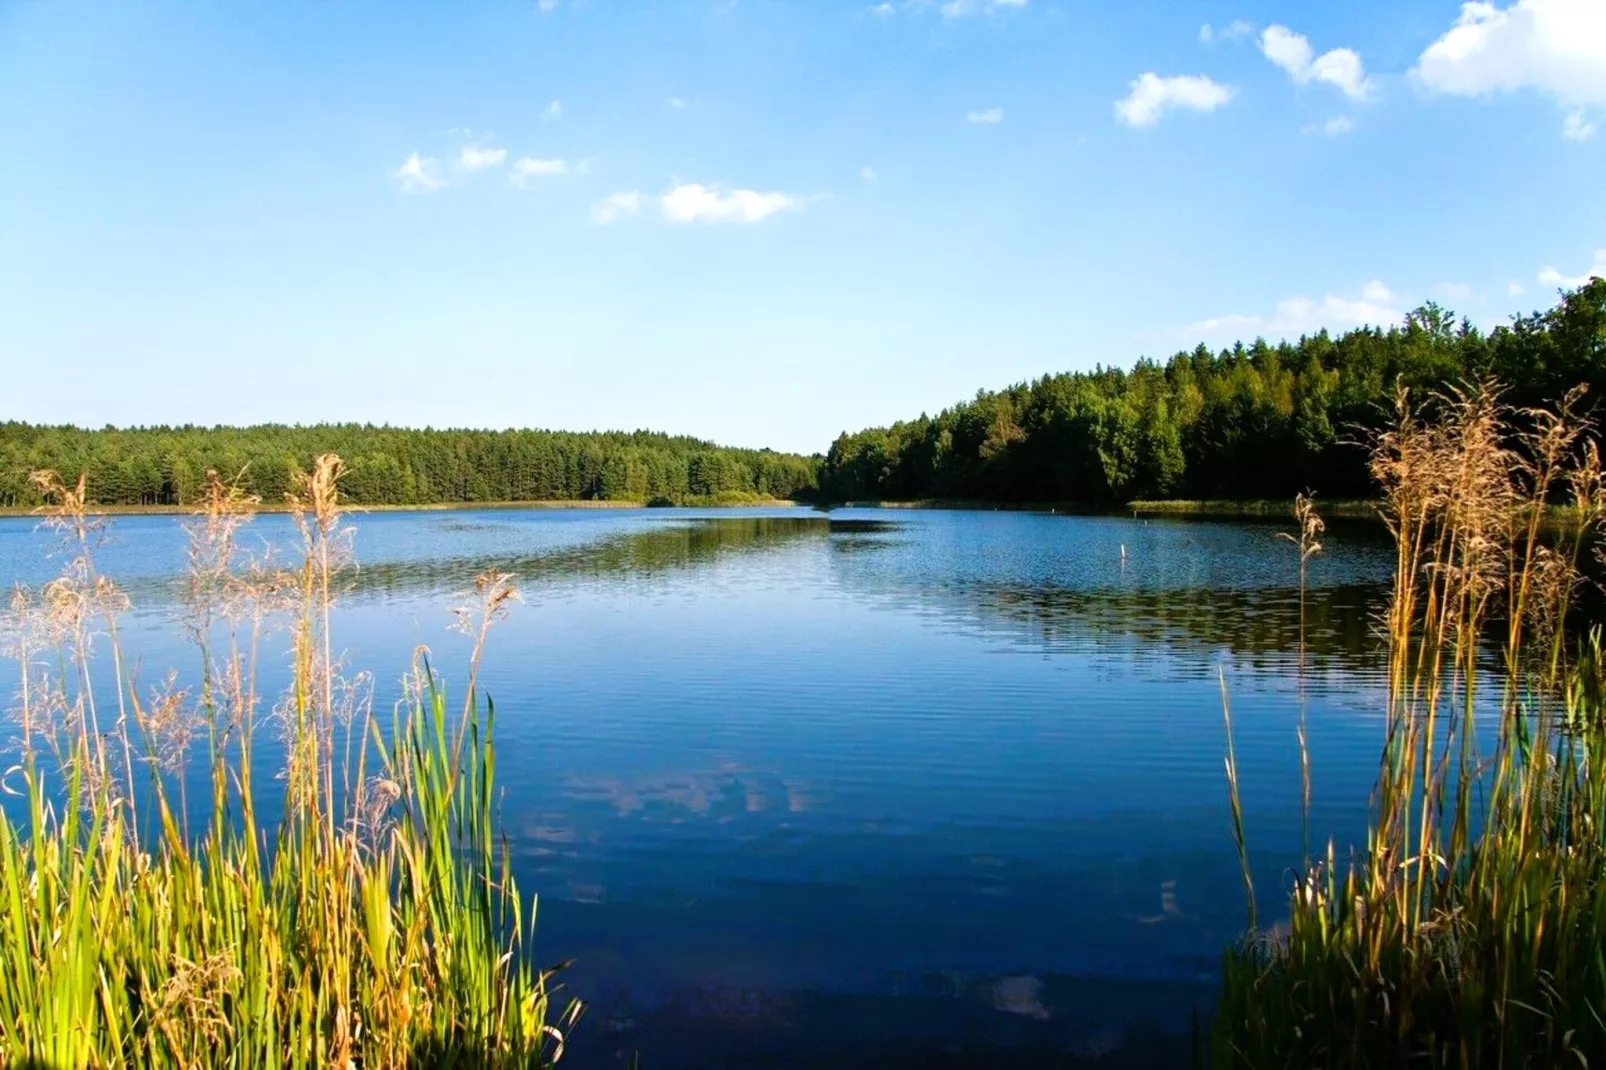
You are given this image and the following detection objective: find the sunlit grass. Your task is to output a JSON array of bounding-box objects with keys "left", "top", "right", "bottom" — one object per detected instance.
[
  {"left": 0, "top": 459, "right": 578, "bottom": 1068},
  {"left": 1215, "top": 382, "right": 1606, "bottom": 1067}
]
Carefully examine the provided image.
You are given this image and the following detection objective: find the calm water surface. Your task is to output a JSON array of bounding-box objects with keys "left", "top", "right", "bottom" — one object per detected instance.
[{"left": 0, "top": 507, "right": 1401, "bottom": 1067}]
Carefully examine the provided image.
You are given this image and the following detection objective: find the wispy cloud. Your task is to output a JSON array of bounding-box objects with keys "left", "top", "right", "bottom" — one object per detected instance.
[
  {"left": 1199, "top": 20, "right": 1253, "bottom": 45},
  {"left": 1434, "top": 281, "right": 1474, "bottom": 302},
  {"left": 1509, "top": 280, "right": 1528, "bottom": 297},
  {"left": 592, "top": 191, "right": 642, "bottom": 224},
  {"left": 537, "top": 0, "right": 558, "bottom": 12},
  {"left": 1413, "top": 0, "right": 1606, "bottom": 138},
  {"left": 941, "top": 0, "right": 1027, "bottom": 16},
  {"left": 667, "top": 96, "right": 686, "bottom": 109},
  {"left": 1114, "top": 73, "right": 1234, "bottom": 127},
  {"left": 659, "top": 183, "right": 803, "bottom": 224},
  {"left": 1187, "top": 280, "right": 1403, "bottom": 339},
  {"left": 861, "top": 165, "right": 878, "bottom": 181},
  {"left": 966, "top": 107, "right": 1004, "bottom": 124},
  {"left": 868, "top": 1, "right": 895, "bottom": 17},
  {"left": 510, "top": 157, "right": 569, "bottom": 187},
  {"left": 1563, "top": 108, "right": 1598, "bottom": 140},
  {"left": 1259, "top": 24, "right": 1375, "bottom": 102},
  {"left": 1304, "top": 115, "right": 1355, "bottom": 135},
  {"left": 543, "top": 99, "right": 564, "bottom": 121},
  {"left": 394, "top": 153, "right": 445, "bottom": 193},
  {"left": 1537, "top": 249, "right": 1606, "bottom": 289},
  {"left": 459, "top": 144, "right": 508, "bottom": 171}
]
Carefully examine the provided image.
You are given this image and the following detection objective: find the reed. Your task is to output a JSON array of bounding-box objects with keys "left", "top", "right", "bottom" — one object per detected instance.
[
  {"left": 1213, "top": 381, "right": 1606, "bottom": 1067},
  {"left": 0, "top": 458, "right": 579, "bottom": 1068}
]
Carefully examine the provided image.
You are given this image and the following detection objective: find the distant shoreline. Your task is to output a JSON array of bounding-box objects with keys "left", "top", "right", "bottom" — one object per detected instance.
[
  {"left": 824, "top": 498, "right": 1384, "bottom": 519},
  {"left": 0, "top": 497, "right": 809, "bottom": 519},
  {"left": 1126, "top": 498, "right": 1382, "bottom": 519}
]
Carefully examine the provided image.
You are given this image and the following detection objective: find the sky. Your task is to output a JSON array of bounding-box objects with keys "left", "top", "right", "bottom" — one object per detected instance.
[{"left": 1, "top": 0, "right": 1604, "bottom": 454}]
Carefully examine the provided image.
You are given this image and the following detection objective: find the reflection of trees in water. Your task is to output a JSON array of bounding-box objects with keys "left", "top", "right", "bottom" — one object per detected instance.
[
  {"left": 955, "top": 582, "right": 1387, "bottom": 675},
  {"left": 100, "top": 516, "right": 840, "bottom": 607},
  {"left": 107, "top": 513, "right": 1391, "bottom": 677},
  {"left": 349, "top": 516, "right": 832, "bottom": 597}
]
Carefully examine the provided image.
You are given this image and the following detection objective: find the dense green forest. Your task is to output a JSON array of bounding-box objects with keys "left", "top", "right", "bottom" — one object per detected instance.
[
  {"left": 822, "top": 280, "right": 1606, "bottom": 504},
  {"left": 7, "top": 280, "right": 1603, "bottom": 511},
  {"left": 0, "top": 424, "right": 820, "bottom": 508}
]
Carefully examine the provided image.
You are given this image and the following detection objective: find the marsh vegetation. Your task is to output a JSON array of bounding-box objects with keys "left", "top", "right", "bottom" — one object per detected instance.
[
  {"left": 1216, "top": 382, "right": 1606, "bottom": 1066},
  {"left": 0, "top": 460, "right": 577, "bottom": 1068}
]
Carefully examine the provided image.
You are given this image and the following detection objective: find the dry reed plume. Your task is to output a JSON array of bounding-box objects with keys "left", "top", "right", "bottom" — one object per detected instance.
[
  {"left": 1214, "top": 380, "right": 1606, "bottom": 1067},
  {"left": 0, "top": 456, "right": 579, "bottom": 1068}
]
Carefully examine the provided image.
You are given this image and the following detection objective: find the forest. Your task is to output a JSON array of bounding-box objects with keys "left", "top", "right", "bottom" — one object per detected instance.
[
  {"left": 821, "top": 279, "right": 1606, "bottom": 504},
  {"left": 0, "top": 424, "right": 820, "bottom": 508},
  {"left": 5, "top": 280, "right": 1602, "bottom": 511}
]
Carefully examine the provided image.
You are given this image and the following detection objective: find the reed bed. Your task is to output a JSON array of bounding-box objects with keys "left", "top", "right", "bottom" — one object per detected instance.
[
  {"left": 0, "top": 457, "right": 578, "bottom": 1068},
  {"left": 1214, "top": 382, "right": 1606, "bottom": 1067}
]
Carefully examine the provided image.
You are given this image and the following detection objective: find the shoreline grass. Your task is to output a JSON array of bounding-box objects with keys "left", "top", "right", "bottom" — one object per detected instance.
[
  {"left": 1213, "top": 382, "right": 1606, "bottom": 1066},
  {"left": 0, "top": 461, "right": 578, "bottom": 1067},
  {"left": 0, "top": 495, "right": 806, "bottom": 519},
  {"left": 1128, "top": 498, "right": 1382, "bottom": 519}
]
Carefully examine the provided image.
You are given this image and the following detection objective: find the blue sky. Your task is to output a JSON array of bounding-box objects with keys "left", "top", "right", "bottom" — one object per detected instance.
[{"left": 1, "top": 0, "right": 1603, "bottom": 453}]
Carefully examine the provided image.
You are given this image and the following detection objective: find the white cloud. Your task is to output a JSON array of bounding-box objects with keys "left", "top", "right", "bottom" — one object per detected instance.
[
  {"left": 1260, "top": 25, "right": 1375, "bottom": 102},
  {"left": 592, "top": 191, "right": 642, "bottom": 224},
  {"left": 510, "top": 157, "right": 569, "bottom": 186},
  {"left": 941, "top": 0, "right": 1026, "bottom": 15},
  {"left": 1114, "top": 73, "right": 1235, "bottom": 127},
  {"left": 966, "top": 107, "right": 1004, "bottom": 124},
  {"left": 1187, "top": 280, "right": 1405, "bottom": 339},
  {"left": 861, "top": 165, "right": 878, "bottom": 181},
  {"left": 659, "top": 183, "right": 803, "bottom": 224},
  {"left": 1435, "top": 281, "right": 1475, "bottom": 301},
  {"left": 869, "top": 1, "right": 895, "bottom": 16},
  {"left": 537, "top": 0, "right": 558, "bottom": 11},
  {"left": 1508, "top": 280, "right": 1527, "bottom": 296},
  {"left": 543, "top": 99, "right": 564, "bottom": 121},
  {"left": 1537, "top": 249, "right": 1606, "bottom": 289},
  {"left": 667, "top": 96, "right": 686, "bottom": 109},
  {"left": 1200, "top": 20, "right": 1254, "bottom": 44},
  {"left": 1563, "top": 108, "right": 1598, "bottom": 139},
  {"left": 394, "top": 153, "right": 444, "bottom": 194},
  {"left": 459, "top": 144, "right": 508, "bottom": 171},
  {"left": 1414, "top": 0, "right": 1606, "bottom": 112},
  {"left": 1323, "top": 115, "right": 1355, "bottom": 135}
]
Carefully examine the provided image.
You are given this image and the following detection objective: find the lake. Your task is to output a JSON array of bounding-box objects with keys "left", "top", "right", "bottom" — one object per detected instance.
[{"left": 0, "top": 506, "right": 1401, "bottom": 1067}]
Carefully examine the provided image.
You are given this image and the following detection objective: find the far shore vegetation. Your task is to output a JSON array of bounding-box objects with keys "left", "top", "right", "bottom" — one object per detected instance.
[
  {"left": 822, "top": 280, "right": 1606, "bottom": 509},
  {"left": 0, "top": 426, "right": 822, "bottom": 510},
  {"left": 0, "top": 491, "right": 804, "bottom": 518},
  {"left": 7, "top": 281, "right": 1602, "bottom": 519}
]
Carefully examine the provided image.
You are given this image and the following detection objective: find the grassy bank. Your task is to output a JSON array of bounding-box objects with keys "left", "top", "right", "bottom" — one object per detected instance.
[
  {"left": 828, "top": 498, "right": 1126, "bottom": 513},
  {"left": 0, "top": 494, "right": 806, "bottom": 518},
  {"left": 1213, "top": 384, "right": 1606, "bottom": 1066},
  {"left": 0, "top": 464, "right": 576, "bottom": 1067},
  {"left": 1128, "top": 498, "right": 1382, "bottom": 519}
]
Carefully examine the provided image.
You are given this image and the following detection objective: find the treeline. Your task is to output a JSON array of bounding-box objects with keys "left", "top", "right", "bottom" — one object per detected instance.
[
  {"left": 0, "top": 424, "right": 821, "bottom": 508},
  {"left": 822, "top": 279, "right": 1606, "bottom": 504}
]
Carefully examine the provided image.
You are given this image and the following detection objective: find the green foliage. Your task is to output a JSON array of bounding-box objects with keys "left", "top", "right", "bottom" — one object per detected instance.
[
  {"left": 823, "top": 280, "right": 1606, "bottom": 504},
  {"left": 0, "top": 424, "right": 820, "bottom": 508},
  {"left": 0, "top": 464, "right": 578, "bottom": 1068},
  {"left": 1214, "top": 385, "right": 1606, "bottom": 1067}
]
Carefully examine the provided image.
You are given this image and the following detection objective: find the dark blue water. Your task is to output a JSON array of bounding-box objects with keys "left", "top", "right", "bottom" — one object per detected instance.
[{"left": 0, "top": 507, "right": 1400, "bottom": 1067}]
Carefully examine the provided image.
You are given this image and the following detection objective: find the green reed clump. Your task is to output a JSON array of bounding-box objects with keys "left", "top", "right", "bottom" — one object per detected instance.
[
  {"left": 0, "top": 458, "right": 579, "bottom": 1068},
  {"left": 1213, "top": 382, "right": 1606, "bottom": 1068}
]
